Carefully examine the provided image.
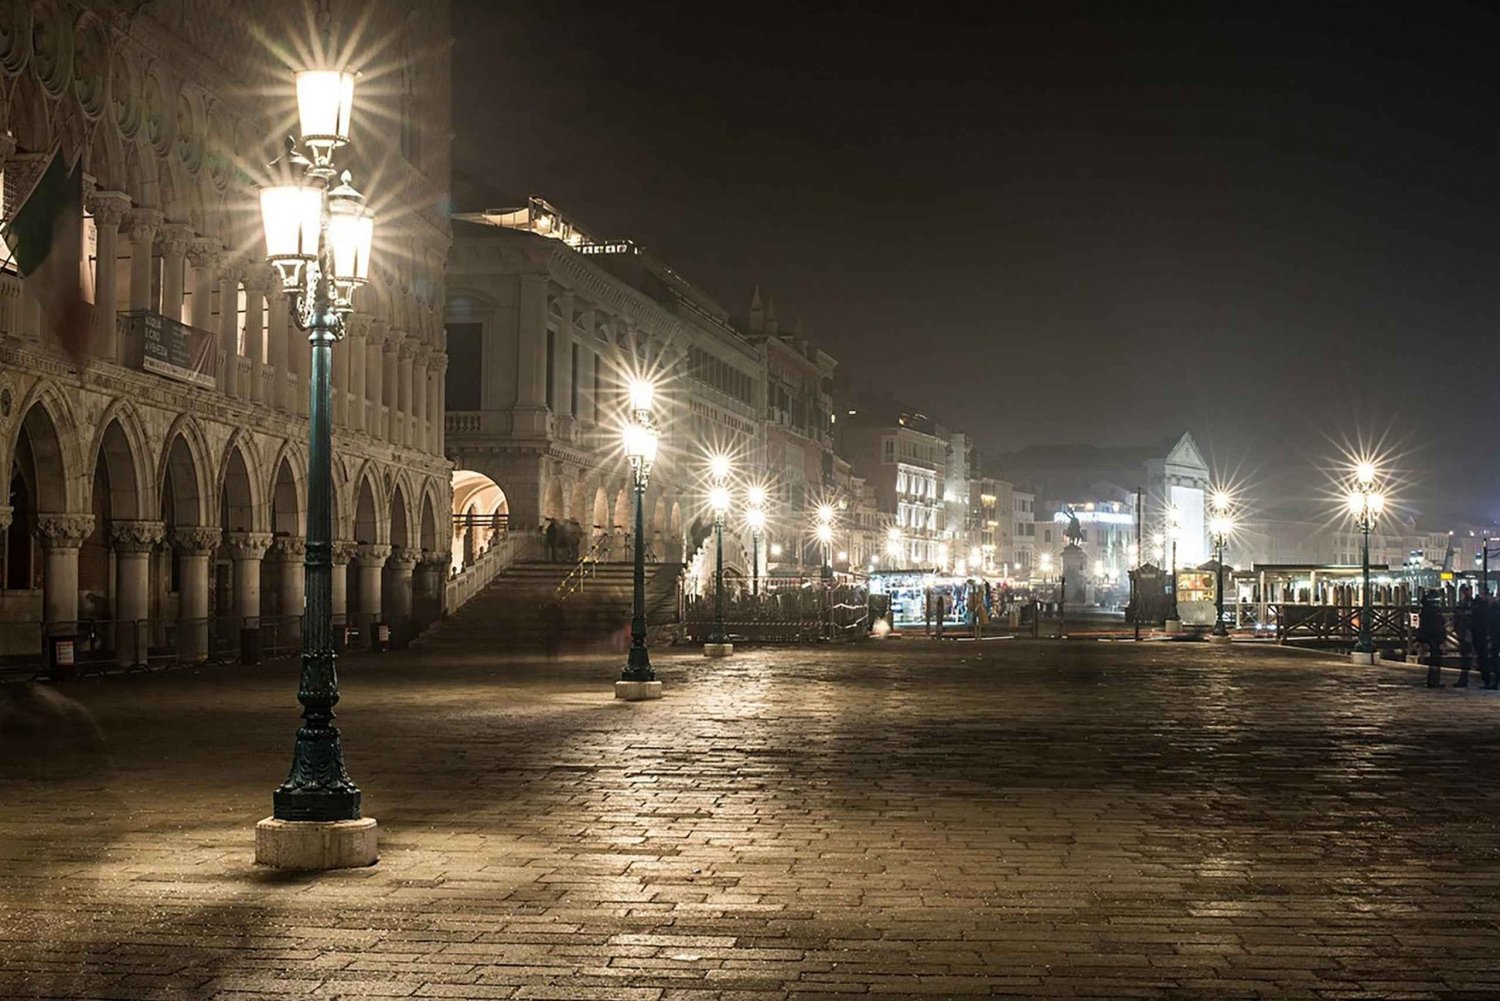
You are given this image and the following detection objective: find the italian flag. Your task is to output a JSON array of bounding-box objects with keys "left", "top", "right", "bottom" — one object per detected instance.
[{"left": 2, "top": 146, "right": 89, "bottom": 362}]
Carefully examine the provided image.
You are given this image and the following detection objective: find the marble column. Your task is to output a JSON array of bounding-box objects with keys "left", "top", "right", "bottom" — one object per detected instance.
[
  {"left": 431, "top": 355, "right": 448, "bottom": 455},
  {"left": 270, "top": 286, "right": 296, "bottom": 413},
  {"left": 412, "top": 347, "right": 430, "bottom": 454},
  {"left": 186, "top": 239, "right": 222, "bottom": 330},
  {"left": 383, "top": 335, "right": 399, "bottom": 442},
  {"left": 217, "top": 258, "right": 243, "bottom": 399},
  {"left": 109, "top": 519, "right": 164, "bottom": 667},
  {"left": 414, "top": 548, "right": 448, "bottom": 631},
  {"left": 330, "top": 540, "right": 358, "bottom": 642},
  {"left": 384, "top": 547, "right": 418, "bottom": 647},
  {"left": 366, "top": 323, "right": 386, "bottom": 440},
  {"left": 85, "top": 191, "right": 130, "bottom": 360},
  {"left": 271, "top": 537, "right": 306, "bottom": 646},
  {"left": 225, "top": 532, "right": 272, "bottom": 625},
  {"left": 397, "top": 339, "right": 416, "bottom": 448},
  {"left": 156, "top": 224, "right": 194, "bottom": 325},
  {"left": 347, "top": 318, "right": 367, "bottom": 432},
  {"left": 356, "top": 544, "right": 391, "bottom": 645},
  {"left": 34, "top": 515, "right": 94, "bottom": 634},
  {"left": 0, "top": 272, "right": 21, "bottom": 337},
  {"left": 173, "top": 526, "right": 219, "bottom": 664},
  {"left": 124, "top": 209, "right": 163, "bottom": 363},
  {"left": 241, "top": 265, "right": 270, "bottom": 404}
]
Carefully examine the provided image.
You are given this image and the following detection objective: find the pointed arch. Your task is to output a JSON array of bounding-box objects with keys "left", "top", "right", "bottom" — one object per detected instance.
[
  {"left": 160, "top": 418, "right": 211, "bottom": 527},
  {"left": 217, "top": 430, "right": 264, "bottom": 532},
  {"left": 419, "top": 486, "right": 438, "bottom": 552},
  {"left": 389, "top": 475, "right": 413, "bottom": 551},
  {"left": 11, "top": 382, "right": 81, "bottom": 513},
  {"left": 353, "top": 466, "right": 383, "bottom": 544}
]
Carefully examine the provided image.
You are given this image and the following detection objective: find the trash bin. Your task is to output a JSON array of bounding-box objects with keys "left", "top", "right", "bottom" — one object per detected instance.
[
  {"left": 240, "top": 625, "right": 262, "bottom": 665},
  {"left": 48, "top": 635, "right": 78, "bottom": 682},
  {"left": 371, "top": 621, "right": 390, "bottom": 652}
]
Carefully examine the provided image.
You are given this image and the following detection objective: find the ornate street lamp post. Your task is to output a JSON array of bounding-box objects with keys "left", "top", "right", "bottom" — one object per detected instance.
[
  {"left": 1165, "top": 506, "right": 1182, "bottom": 627},
  {"left": 704, "top": 456, "right": 734, "bottom": 657},
  {"left": 1347, "top": 462, "right": 1386, "bottom": 658},
  {"left": 255, "top": 67, "right": 378, "bottom": 869},
  {"left": 746, "top": 485, "right": 766, "bottom": 597},
  {"left": 1209, "top": 491, "right": 1234, "bottom": 638},
  {"left": 885, "top": 526, "right": 903, "bottom": 568},
  {"left": 617, "top": 380, "right": 662, "bottom": 700}
]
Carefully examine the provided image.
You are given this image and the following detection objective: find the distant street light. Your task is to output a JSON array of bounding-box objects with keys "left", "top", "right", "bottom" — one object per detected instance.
[
  {"left": 1209, "top": 491, "right": 1235, "bottom": 638},
  {"left": 746, "top": 496, "right": 766, "bottom": 597},
  {"left": 1346, "top": 462, "right": 1387, "bottom": 657},
  {"left": 618, "top": 380, "right": 661, "bottom": 698},
  {"left": 705, "top": 461, "right": 733, "bottom": 657}
]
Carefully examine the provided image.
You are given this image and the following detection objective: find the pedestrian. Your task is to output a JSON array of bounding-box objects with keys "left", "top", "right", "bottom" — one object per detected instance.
[
  {"left": 972, "top": 588, "right": 988, "bottom": 639},
  {"left": 1471, "top": 595, "right": 1491, "bottom": 690},
  {"left": 544, "top": 518, "right": 559, "bottom": 562},
  {"left": 1417, "top": 592, "right": 1446, "bottom": 688},
  {"left": 1486, "top": 595, "right": 1500, "bottom": 689},
  {"left": 1456, "top": 595, "right": 1474, "bottom": 688}
]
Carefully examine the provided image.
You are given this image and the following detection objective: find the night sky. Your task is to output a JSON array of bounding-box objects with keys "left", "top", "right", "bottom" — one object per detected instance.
[{"left": 451, "top": 2, "right": 1500, "bottom": 524}]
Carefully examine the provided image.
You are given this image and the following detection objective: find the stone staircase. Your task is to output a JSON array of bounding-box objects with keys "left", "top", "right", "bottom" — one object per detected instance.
[{"left": 415, "top": 560, "right": 683, "bottom": 652}]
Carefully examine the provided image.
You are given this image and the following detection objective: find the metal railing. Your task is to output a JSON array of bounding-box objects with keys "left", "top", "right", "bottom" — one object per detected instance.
[
  {"left": 681, "top": 577, "right": 871, "bottom": 643},
  {"left": 553, "top": 534, "right": 613, "bottom": 602},
  {"left": 446, "top": 530, "right": 540, "bottom": 613}
]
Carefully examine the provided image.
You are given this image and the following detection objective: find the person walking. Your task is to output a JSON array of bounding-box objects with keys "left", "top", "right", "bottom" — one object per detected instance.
[
  {"left": 1456, "top": 595, "right": 1475, "bottom": 688},
  {"left": 1486, "top": 595, "right": 1500, "bottom": 689},
  {"left": 1417, "top": 592, "right": 1446, "bottom": 688},
  {"left": 544, "top": 518, "right": 559, "bottom": 562}
]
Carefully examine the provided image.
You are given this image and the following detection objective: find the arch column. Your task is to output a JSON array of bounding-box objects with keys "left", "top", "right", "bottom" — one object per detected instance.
[
  {"left": 173, "top": 527, "right": 219, "bottom": 664},
  {"left": 86, "top": 191, "right": 130, "bottom": 360},
  {"left": 398, "top": 339, "right": 416, "bottom": 447},
  {"left": 330, "top": 540, "right": 358, "bottom": 641},
  {"left": 384, "top": 547, "right": 418, "bottom": 646},
  {"left": 217, "top": 258, "right": 243, "bottom": 399},
  {"left": 356, "top": 543, "right": 391, "bottom": 643},
  {"left": 412, "top": 346, "right": 431, "bottom": 453},
  {"left": 225, "top": 532, "right": 273, "bottom": 626},
  {"left": 431, "top": 355, "right": 448, "bottom": 455},
  {"left": 366, "top": 322, "right": 387, "bottom": 440},
  {"left": 109, "top": 520, "right": 164, "bottom": 667},
  {"left": 124, "top": 209, "right": 163, "bottom": 362},
  {"left": 34, "top": 515, "right": 94, "bottom": 636},
  {"left": 271, "top": 537, "right": 306, "bottom": 636},
  {"left": 347, "top": 317, "right": 367, "bottom": 431},
  {"left": 187, "top": 239, "right": 223, "bottom": 330},
  {"left": 382, "top": 334, "right": 399, "bottom": 442},
  {"left": 414, "top": 548, "right": 447, "bottom": 631},
  {"left": 156, "top": 224, "right": 194, "bottom": 324},
  {"left": 242, "top": 265, "right": 271, "bottom": 404}
]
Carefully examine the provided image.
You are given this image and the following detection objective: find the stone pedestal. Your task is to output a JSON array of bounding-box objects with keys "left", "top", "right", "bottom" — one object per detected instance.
[
  {"left": 615, "top": 680, "right": 663, "bottom": 701},
  {"left": 1349, "top": 650, "right": 1377, "bottom": 665},
  {"left": 1164, "top": 619, "right": 1182, "bottom": 633},
  {"left": 254, "top": 817, "right": 378, "bottom": 869},
  {"left": 1207, "top": 634, "right": 1233, "bottom": 645},
  {"left": 703, "top": 642, "right": 734, "bottom": 658}
]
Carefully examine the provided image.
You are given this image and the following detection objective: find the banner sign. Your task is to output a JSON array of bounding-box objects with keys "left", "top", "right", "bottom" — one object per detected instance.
[{"left": 124, "top": 309, "right": 216, "bottom": 388}]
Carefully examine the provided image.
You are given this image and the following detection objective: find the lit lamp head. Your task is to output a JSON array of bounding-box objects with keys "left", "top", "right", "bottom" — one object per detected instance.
[
  {"left": 628, "top": 379, "right": 655, "bottom": 417},
  {"left": 623, "top": 422, "right": 659, "bottom": 482},
  {"left": 1094, "top": 560, "right": 1105, "bottom": 577},
  {"left": 1040, "top": 553, "right": 1053, "bottom": 573},
  {"left": 1211, "top": 490, "right": 1232, "bottom": 514},
  {"left": 746, "top": 485, "right": 767, "bottom": 509},
  {"left": 1209, "top": 514, "right": 1233, "bottom": 539},
  {"left": 260, "top": 178, "right": 324, "bottom": 291},
  {"left": 1355, "top": 460, "right": 1377, "bottom": 487},
  {"left": 746, "top": 506, "right": 766, "bottom": 531},
  {"left": 709, "top": 485, "right": 731, "bottom": 517},
  {"left": 815, "top": 523, "right": 834, "bottom": 546},
  {"left": 817, "top": 503, "right": 835, "bottom": 526},
  {"left": 295, "top": 68, "right": 356, "bottom": 167},
  {"left": 885, "top": 530, "right": 902, "bottom": 560},
  {"left": 326, "top": 173, "right": 374, "bottom": 310},
  {"left": 709, "top": 454, "right": 732, "bottom": 483},
  {"left": 770, "top": 542, "right": 783, "bottom": 557}
]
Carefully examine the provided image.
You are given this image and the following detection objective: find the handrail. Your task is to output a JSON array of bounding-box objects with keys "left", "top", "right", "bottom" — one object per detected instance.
[{"left": 554, "top": 534, "right": 612, "bottom": 602}]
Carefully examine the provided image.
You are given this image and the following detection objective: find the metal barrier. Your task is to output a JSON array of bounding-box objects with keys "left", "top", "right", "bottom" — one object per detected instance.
[{"left": 682, "top": 578, "right": 870, "bottom": 643}]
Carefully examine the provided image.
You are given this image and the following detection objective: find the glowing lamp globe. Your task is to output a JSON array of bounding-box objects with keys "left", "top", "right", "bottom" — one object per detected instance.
[
  {"left": 746, "top": 507, "right": 766, "bottom": 531},
  {"left": 260, "top": 181, "right": 323, "bottom": 273},
  {"left": 1355, "top": 461, "right": 1377, "bottom": 486},
  {"left": 1370, "top": 492, "right": 1386, "bottom": 515},
  {"left": 296, "top": 69, "right": 356, "bottom": 162},
  {"left": 709, "top": 485, "right": 731, "bottom": 515},
  {"left": 628, "top": 379, "right": 655, "bottom": 413},
  {"left": 709, "top": 454, "right": 731, "bottom": 482},
  {"left": 817, "top": 503, "right": 835, "bottom": 525},
  {"left": 747, "top": 485, "right": 767, "bottom": 508},
  {"left": 815, "top": 523, "right": 834, "bottom": 545},
  {"left": 623, "top": 423, "right": 658, "bottom": 466},
  {"left": 326, "top": 179, "right": 374, "bottom": 290}
]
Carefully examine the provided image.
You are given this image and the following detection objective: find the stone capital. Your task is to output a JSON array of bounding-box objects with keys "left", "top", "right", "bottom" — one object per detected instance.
[
  {"left": 239, "top": 262, "right": 276, "bottom": 294},
  {"left": 0, "top": 131, "right": 14, "bottom": 161},
  {"left": 356, "top": 543, "right": 392, "bottom": 566},
  {"left": 109, "top": 519, "right": 166, "bottom": 554},
  {"left": 187, "top": 238, "right": 225, "bottom": 270},
  {"left": 0, "top": 505, "right": 12, "bottom": 532},
  {"left": 330, "top": 540, "right": 360, "bottom": 565},
  {"left": 270, "top": 536, "right": 307, "bottom": 560},
  {"left": 85, "top": 190, "right": 132, "bottom": 230},
  {"left": 173, "top": 526, "right": 221, "bottom": 556},
  {"left": 387, "top": 549, "right": 419, "bottom": 571},
  {"left": 420, "top": 548, "right": 449, "bottom": 568},
  {"left": 125, "top": 208, "right": 164, "bottom": 245},
  {"left": 34, "top": 514, "right": 96, "bottom": 549},
  {"left": 155, "top": 222, "right": 196, "bottom": 259},
  {"left": 224, "top": 531, "right": 273, "bottom": 560},
  {"left": 366, "top": 320, "right": 389, "bottom": 346},
  {"left": 344, "top": 314, "right": 371, "bottom": 339},
  {"left": 398, "top": 337, "right": 418, "bottom": 360},
  {"left": 430, "top": 354, "right": 449, "bottom": 375}
]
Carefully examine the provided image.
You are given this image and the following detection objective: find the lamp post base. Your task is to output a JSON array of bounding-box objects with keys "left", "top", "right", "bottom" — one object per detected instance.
[
  {"left": 1207, "top": 633, "right": 1233, "bottom": 645},
  {"left": 1349, "top": 650, "right": 1377, "bottom": 665},
  {"left": 254, "top": 817, "right": 377, "bottom": 870},
  {"left": 703, "top": 642, "right": 734, "bottom": 658},
  {"left": 1164, "top": 619, "right": 1182, "bottom": 633},
  {"left": 615, "top": 680, "right": 663, "bottom": 701}
]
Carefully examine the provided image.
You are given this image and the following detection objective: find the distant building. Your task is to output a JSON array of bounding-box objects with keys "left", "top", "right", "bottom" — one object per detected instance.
[{"left": 838, "top": 398, "right": 947, "bottom": 568}]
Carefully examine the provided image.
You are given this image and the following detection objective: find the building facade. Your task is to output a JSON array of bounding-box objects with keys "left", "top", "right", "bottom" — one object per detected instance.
[
  {"left": 840, "top": 401, "right": 947, "bottom": 568},
  {"left": 443, "top": 200, "right": 766, "bottom": 578},
  {"left": 1, "top": 0, "right": 454, "bottom": 661}
]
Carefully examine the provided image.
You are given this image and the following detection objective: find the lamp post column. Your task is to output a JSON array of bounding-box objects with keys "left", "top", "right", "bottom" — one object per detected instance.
[
  {"left": 1212, "top": 532, "right": 1228, "bottom": 638},
  {"left": 1355, "top": 516, "right": 1374, "bottom": 655}
]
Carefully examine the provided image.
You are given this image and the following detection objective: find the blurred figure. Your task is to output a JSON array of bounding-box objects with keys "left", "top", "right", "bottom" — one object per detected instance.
[
  {"left": 1456, "top": 595, "right": 1474, "bottom": 688},
  {"left": 1417, "top": 592, "right": 1446, "bottom": 688},
  {"left": 1486, "top": 596, "right": 1500, "bottom": 689},
  {"left": 1465, "top": 594, "right": 1489, "bottom": 688}
]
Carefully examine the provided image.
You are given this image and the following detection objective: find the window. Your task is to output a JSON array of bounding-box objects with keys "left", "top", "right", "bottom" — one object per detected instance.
[{"left": 444, "top": 323, "right": 483, "bottom": 410}]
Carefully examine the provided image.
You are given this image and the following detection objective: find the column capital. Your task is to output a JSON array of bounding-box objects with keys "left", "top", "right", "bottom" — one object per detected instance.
[
  {"left": 398, "top": 336, "right": 419, "bottom": 360},
  {"left": 356, "top": 543, "right": 392, "bottom": 566},
  {"left": 125, "top": 208, "right": 164, "bottom": 243},
  {"left": 269, "top": 536, "right": 307, "bottom": 559},
  {"left": 331, "top": 540, "right": 360, "bottom": 565},
  {"left": 0, "top": 131, "right": 14, "bottom": 161},
  {"left": 155, "top": 222, "right": 196, "bottom": 259},
  {"left": 420, "top": 548, "right": 449, "bottom": 568},
  {"left": 108, "top": 519, "right": 166, "bottom": 554},
  {"left": 240, "top": 262, "right": 276, "bottom": 294},
  {"left": 383, "top": 335, "right": 400, "bottom": 357},
  {"left": 187, "top": 237, "right": 226, "bottom": 270},
  {"left": 224, "top": 531, "right": 273, "bottom": 559},
  {"left": 172, "top": 525, "right": 221, "bottom": 555},
  {"left": 0, "top": 505, "right": 12, "bottom": 532},
  {"left": 366, "top": 319, "right": 389, "bottom": 346},
  {"left": 344, "top": 314, "right": 371, "bottom": 339},
  {"left": 34, "top": 514, "right": 96, "bottom": 549},
  {"left": 387, "top": 546, "right": 419, "bottom": 571},
  {"left": 85, "top": 190, "right": 132, "bottom": 230},
  {"left": 430, "top": 353, "right": 449, "bottom": 375}
]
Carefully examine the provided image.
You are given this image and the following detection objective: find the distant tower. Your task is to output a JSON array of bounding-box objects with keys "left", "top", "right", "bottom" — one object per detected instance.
[
  {"left": 749, "top": 286, "right": 764, "bottom": 334},
  {"left": 765, "top": 297, "right": 779, "bottom": 337}
]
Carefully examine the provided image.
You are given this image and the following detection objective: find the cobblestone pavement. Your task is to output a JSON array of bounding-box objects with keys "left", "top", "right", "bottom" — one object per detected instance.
[{"left": 3, "top": 639, "right": 1500, "bottom": 1000}]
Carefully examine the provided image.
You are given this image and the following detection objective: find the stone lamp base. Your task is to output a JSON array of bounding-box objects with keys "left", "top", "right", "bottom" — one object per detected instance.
[
  {"left": 703, "top": 642, "right": 734, "bottom": 658},
  {"left": 255, "top": 817, "right": 378, "bottom": 870},
  {"left": 615, "top": 680, "right": 663, "bottom": 701}
]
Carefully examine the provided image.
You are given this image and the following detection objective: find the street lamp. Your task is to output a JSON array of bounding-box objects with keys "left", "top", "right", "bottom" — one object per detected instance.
[
  {"left": 618, "top": 380, "right": 661, "bottom": 699},
  {"left": 885, "top": 526, "right": 903, "bottom": 566},
  {"left": 705, "top": 465, "right": 733, "bottom": 657},
  {"left": 255, "top": 64, "right": 377, "bottom": 870},
  {"left": 746, "top": 485, "right": 766, "bottom": 597},
  {"left": 1209, "top": 492, "right": 1234, "bottom": 638},
  {"left": 1346, "top": 463, "right": 1387, "bottom": 657},
  {"left": 1166, "top": 506, "right": 1182, "bottom": 624}
]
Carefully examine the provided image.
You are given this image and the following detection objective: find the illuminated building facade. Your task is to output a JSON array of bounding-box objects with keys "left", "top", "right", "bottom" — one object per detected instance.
[
  {"left": 444, "top": 200, "right": 765, "bottom": 573},
  {"left": 839, "top": 400, "right": 947, "bottom": 568},
  {"left": 1, "top": 0, "right": 454, "bottom": 661}
]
